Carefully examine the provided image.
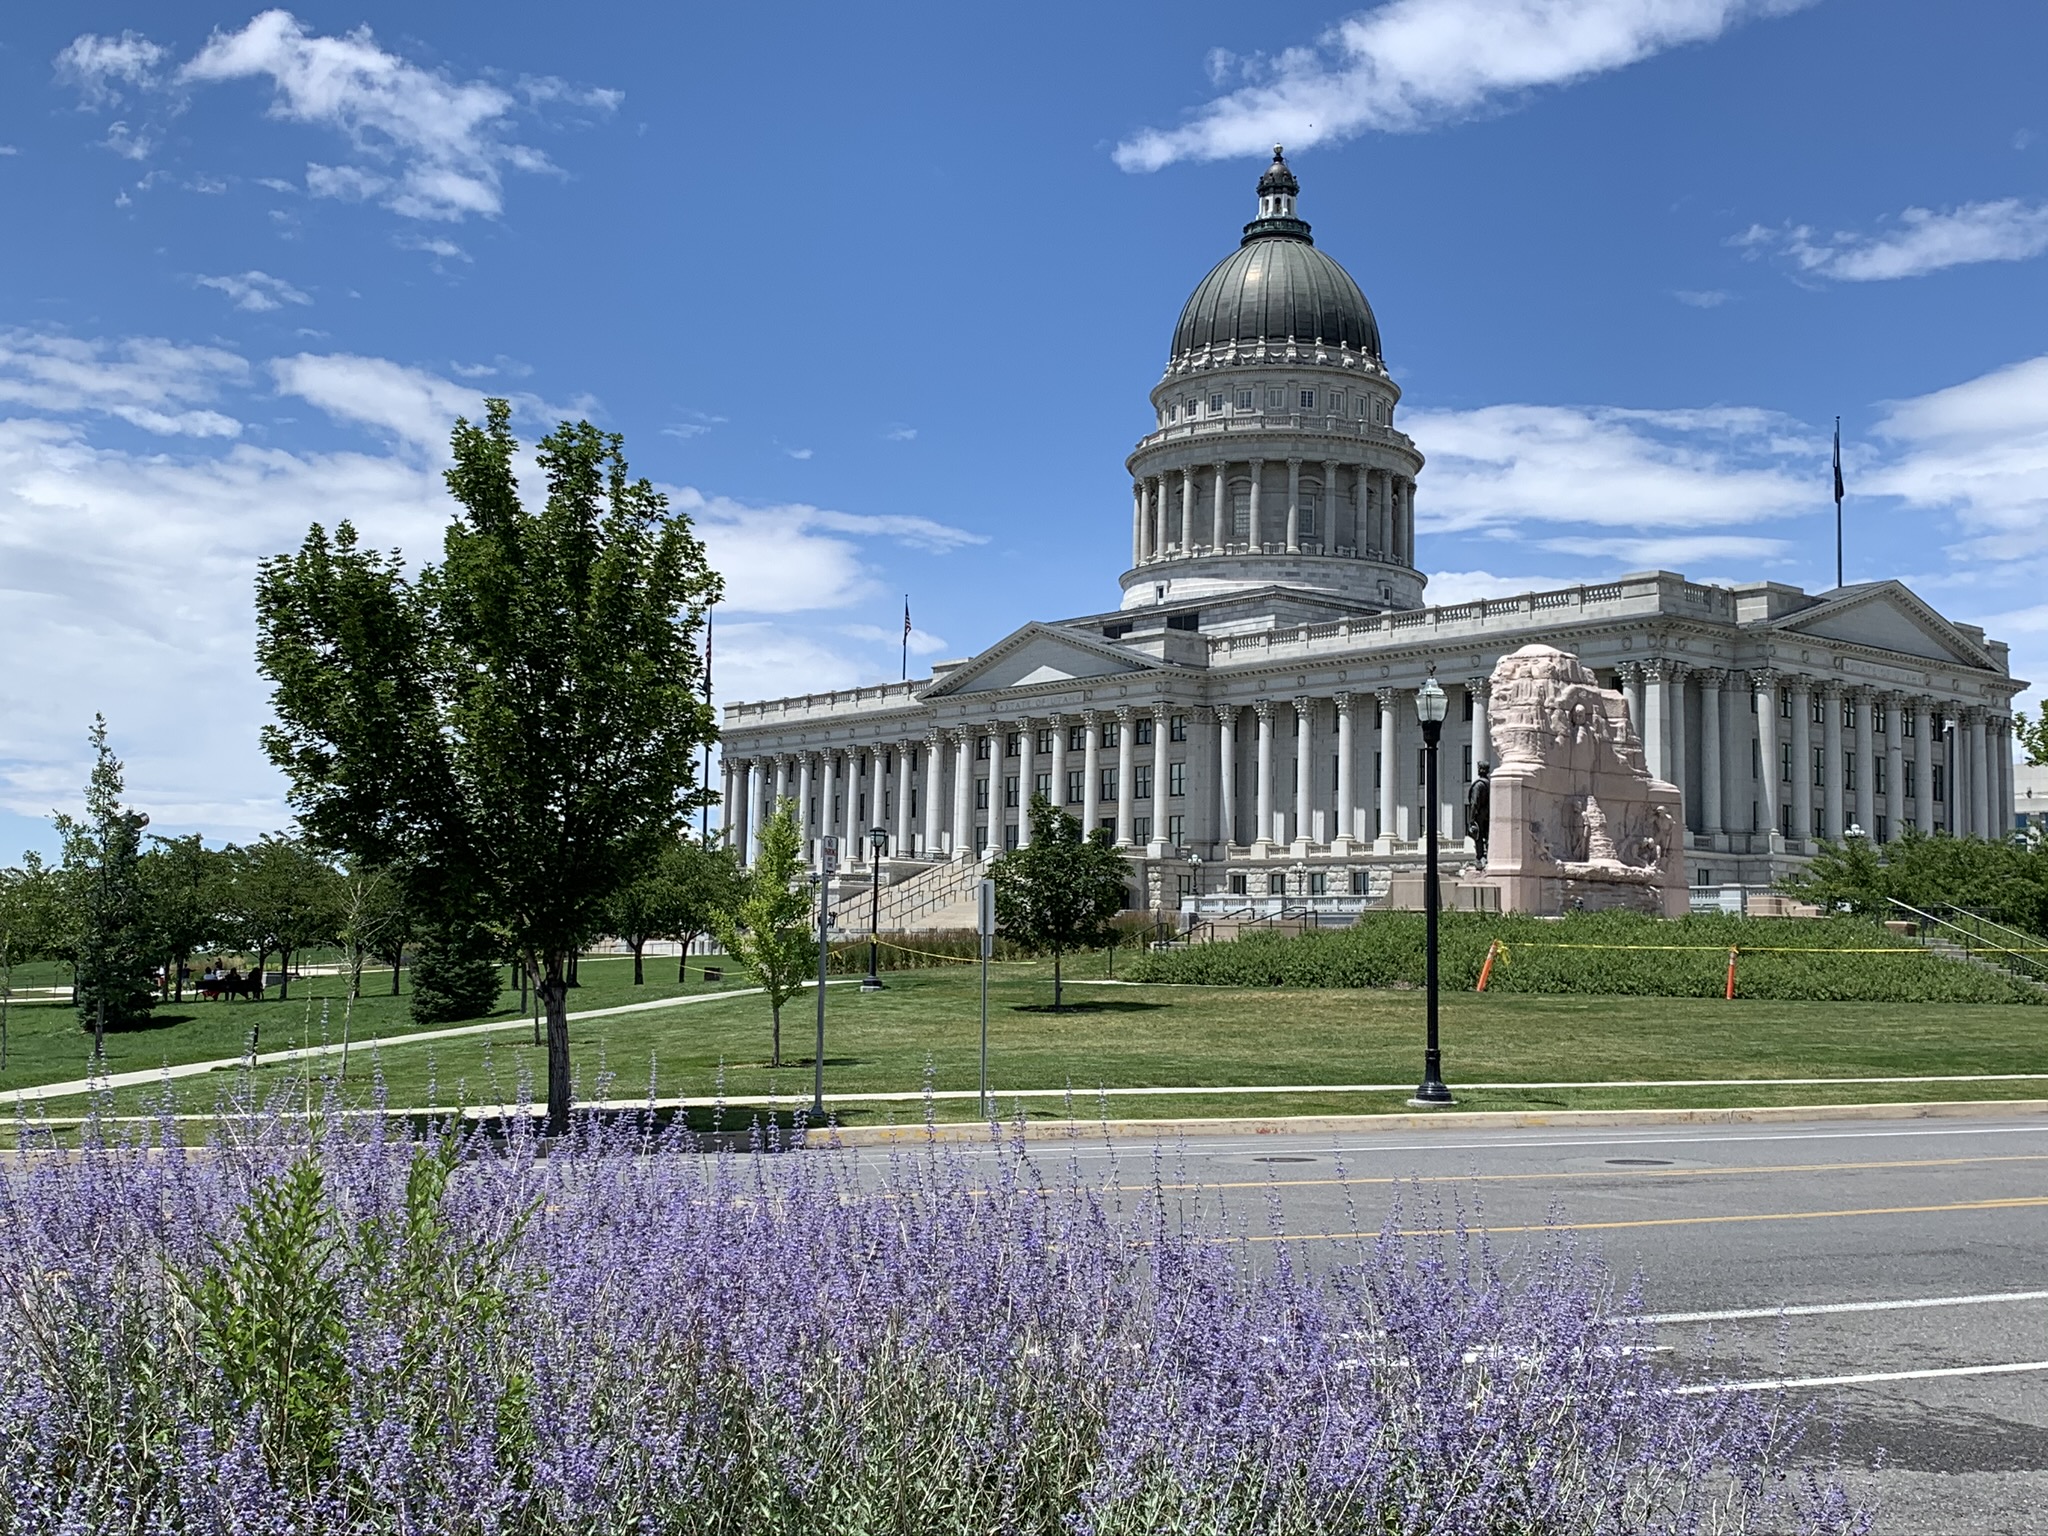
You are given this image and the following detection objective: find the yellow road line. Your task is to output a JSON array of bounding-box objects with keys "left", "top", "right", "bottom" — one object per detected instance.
[
  {"left": 1157, "top": 1152, "right": 2048, "bottom": 1195},
  {"left": 1246, "top": 1195, "right": 2048, "bottom": 1242}
]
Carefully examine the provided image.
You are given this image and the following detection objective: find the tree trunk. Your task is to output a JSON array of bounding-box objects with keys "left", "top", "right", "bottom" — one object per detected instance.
[
  {"left": 632, "top": 940, "right": 645, "bottom": 986},
  {"left": 567, "top": 952, "right": 580, "bottom": 988},
  {"left": 1053, "top": 948, "right": 1063, "bottom": 1011},
  {"left": 391, "top": 945, "right": 403, "bottom": 995},
  {"left": 277, "top": 948, "right": 291, "bottom": 1001},
  {"left": 542, "top": 960, "right": 572, "bottom": 1135},
  {"left": 771, "top": 1001, "right": 782, "bottom": 1070},
  {"left": 172, "top": 951, "right": 184, "bottom": 1003},
  {"left": 678, "top": 947, "right": 688, "bottom": 984}
]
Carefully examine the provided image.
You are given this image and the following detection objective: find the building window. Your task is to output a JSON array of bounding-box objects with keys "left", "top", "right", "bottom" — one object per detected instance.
[
  {"left": 1134, "top": 815, "right": 1152, "bottom": 842},
  {"left": 1101, "top": 721, "right": 1121, "bottom": 749},
  {"left": 1134, "top": 764, "right": 1153, "bottom": 800},
  {"left": 1358, "top": 397, "right": 1370, "bottom": 419},
  {"left": 1810, "top": 746, "right": 1822, "bottom": 786},
  {"left": 1006, "top": 732, "right": 1021, "bottom": 757},
  {"left": 1167, "top": 403, "right": 1178, "bottom": 421},
  {"left": 1230, "top": 872, "right": 1248, "bottom": 895},
  {"left": 1299, "top": 494, "right": 1319, "bottom": 539},
  {"left": 976, "top": 737, "right": 992, "bottom": 761},
  {"left": 1004, "top": 775, "right": 1020, "bottom": 809},
  {"left": 1876, "top": 813, "right": 1889, "bottom": 842},
  {"left": 1844, "top": 700, "right": 1857, "bottom": 728},
  {"left": 1812, "top": 807, "right": 1823, "bottom": 838},
  {"left": 1461, "top": 746, "right": 1472, "bottom": 783},
  {"left": 1066, "top": 769, "right": 1083, "bottom": 804},
  {"left": 1210, "top": 393, "right": 1225, "bottom": 412},
  {"left": 1462, "top": 690, "right": 1475, "bottom": 721},
  {"left": 1331, "top": 393, "right": 1346, "bottom": 416},
  {"left": 1374, "top": 750, "right": 1383, "bottom": 788},
  {"left": 1267, "top": 873, "right": 1287, "bottom": 895},
  {"left": 1267, "top": 388, "right": 1285, "bottom": 410},
  {"left": 1845, "top": 753, "right": 1856, "bottom": 793},
  {"left": 1904, "top": 713, "right": 1916, "bottom": 738},
  {"left": 1351, "top": 871, "right": 1371, "bottom": 895},
  {"left": 1168, "top": 761, "right": 1187, "bottom": 797},
  {"left": 1167, "top": 813, "right": 1185, "bottom": 844},
  {"left": 1032, "top": 728, "right": 1049, "bottom": 755},
  {"left": 1811, "top": 695, "right": 1824, "bottom": 725},
  {"left": 1100, "top": 767, "right": 1118, "bottom": 801},
  {"left": 1069, "top": 725, "right": 1086, "bottom": 751},
  {"left": 1309, "top": 871, "right": 1328, "bottom": 895},
  {"left": 1237, "top": 389, "right": 1254, "bottom": 410},
  {"left": 1004, "top": 824, "right": 1019, "bottom": 850},
  {"left": 1933, "top": 764, "right": 1946, "bottom": 803},
  {"left": 1299, "top": 389, "right": 1315, "bottom": 410},
  {"left": 1099, "top": 817, "right": 1116, "bottom": 837},
  {"left": 1035, "top": 772, "right": 1052, "bottom": 800},
  {"left": 1876, "top": 707, "right": 1888, "bottom": 735},
  {"left": 1904, "top": 760, "right": 1915, "bottom": 797},
  {"left": 975, "top": 777, "right": 989, "bottom": 810},
  {"left": 1874, "top": 758, "right": 1887, "bottom": 795},
  {"left": 1169, "top": 713, "right": 1188, "bottom": 742},
  {"left": 1135, "top": 717, "right": 1154, "bottom": 745}
]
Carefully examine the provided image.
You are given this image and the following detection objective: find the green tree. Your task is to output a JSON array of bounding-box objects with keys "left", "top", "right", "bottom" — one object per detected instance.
[
  {"left": 608, "top": 835, "right": 745, "bottom": 984},
  {"left": 407, "top": 914, "right": 503, "bottom": 1025},
  {"left": 141, "top": 833, "right": 225, "bottom": 1002},
  {"left": 2014, "top": 709, "right": 2048, "bottom": 768},
  {"left": 0, "top": 866, "right": 42, "bottom": 1069},
  {"left": 334, "top": 864, "right": 404, "bottom": 1074},
  {"left": 56, "top": 718, "right": 156, "bottom": 1049},
  {"left": 255, "top": 402, "right": 721, "bottom": 1131},
  {"left": 712, "top": 804, "right": 815, "bottom": 1069},
  {"left": 221, "top": 836, "right": 342, "bottom": 1002},
  {"left": 991, "top": 795, "right": 1130, "bottom": 1010}
]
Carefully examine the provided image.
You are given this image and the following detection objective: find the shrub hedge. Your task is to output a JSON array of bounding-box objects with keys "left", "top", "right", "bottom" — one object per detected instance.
[{"left": 1128, "top": 910, "right": 2045, "bottom": 1004}]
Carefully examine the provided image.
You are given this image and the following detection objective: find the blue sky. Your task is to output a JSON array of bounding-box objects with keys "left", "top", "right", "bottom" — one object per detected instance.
[{"left": 2, "top": 0, "right": 2045, "bottom": 855}]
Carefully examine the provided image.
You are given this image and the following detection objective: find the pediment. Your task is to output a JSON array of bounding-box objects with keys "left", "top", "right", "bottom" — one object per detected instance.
[
  {"left": 1773, "top": 583, "right": 1995, "bottom": 670},
  {"left": 922, "top": 624, "right": 1155, "bottom": 698}
]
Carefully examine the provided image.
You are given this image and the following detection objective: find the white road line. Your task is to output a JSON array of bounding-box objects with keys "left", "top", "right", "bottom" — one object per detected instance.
[
  {"left": 1642, "top": 1290, "right": 2048, "bottom": 1325},
  {"left": 1679, "top": 1360, "right": 2048, "bottom": 1395}
]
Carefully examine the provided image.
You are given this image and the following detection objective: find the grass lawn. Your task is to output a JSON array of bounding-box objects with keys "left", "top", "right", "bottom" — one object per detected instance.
[{"left": 30, "top": 952, "right": 2047, "bottom": 1131}]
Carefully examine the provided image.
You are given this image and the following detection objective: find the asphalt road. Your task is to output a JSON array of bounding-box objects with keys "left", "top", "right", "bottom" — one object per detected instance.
[{"left": 976, "top": 1114, "right": 2048, "bottom": 1535}]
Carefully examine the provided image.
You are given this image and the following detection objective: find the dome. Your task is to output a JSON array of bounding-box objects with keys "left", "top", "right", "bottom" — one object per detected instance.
[{"left": 1169, "top": 148, "right": 1381, "bottom": 364}]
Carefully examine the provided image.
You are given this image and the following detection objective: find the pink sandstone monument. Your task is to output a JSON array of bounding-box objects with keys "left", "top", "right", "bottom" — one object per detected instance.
[{"left": 1470, "top": 643, "right": 1687, "bottom": 917}]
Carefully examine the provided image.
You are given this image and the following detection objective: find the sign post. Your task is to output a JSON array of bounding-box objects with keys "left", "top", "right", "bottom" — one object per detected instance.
[
  {"left": 977, "top": 877, "right": 995, "bottom": 1120},
  {"left": 814, "top": 836, "right": 838, "bottom": 1120}
]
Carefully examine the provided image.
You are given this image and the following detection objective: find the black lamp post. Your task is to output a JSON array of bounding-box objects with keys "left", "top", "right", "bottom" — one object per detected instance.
[
  {"left": 862, "top": 824, "right": 890, "bottom": 991},
  {"left": 1412, "top": 674, "right": 1454, "bottom": 1106},
  {"left": 1187, "top": 850, "right": 1203, "bottom": 934}
]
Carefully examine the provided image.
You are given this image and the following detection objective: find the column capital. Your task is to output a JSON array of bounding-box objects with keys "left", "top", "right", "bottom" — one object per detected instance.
[
  {"left": 1080, "top": 707, "right": 1100, "bottom": 727},
  {"left": 1640, "top": 657, "right": 1666, "bottom": 682},
  {"left": 1466, "top": 676, "right": 1490, "bottom": 701},
  {"left": 1292, "top": 694, "right": 1313, "bottom": 716},
  {"left": 1820, "top": 679, "right": 1844, "bottom": 700},
  {"left": 923, "top": 726, "right": 943, "bottom": 747},
  {"left": 947, "top": 727, "right": 971, "bottom": 745},
  {"left": 1044, "top": 710, "right": 1063, "bottom": 728},
  {"left": 1666, "top": 660, "right": 1690, "bottom": 682},
  {"left": 1114, "top": 704, "right": 1133, "bottom": 724},
  {"left": 1211, "top": 458, "right": 1228, "bottom": 472},
  {"left": 1696, "top": 666, "right": 1726, "bottom": 689},
  {"left": 1334, "top": 690, "right": 1353, "bottom": 715},
  {"left": 1149, "top": 700, "right": 1171, "bottom": 722},
  {"left": 1287, "top": 456, "right": 1303, "bottom": 469},
  {"left": 1248, "top": 455, "right": 1265, "bottom": 468},
  {"left": 1375, "top": 686, "right": 1397, "bottom": 710},
  {"left": 1211, "top": 703, "right": 1235, "bottom": 727},
  {"left": 1252, "top": 698, "right": 1275, "bottom": 720},
  {"left": 1749, "top": 668, "right": 1779, "bottom": 692}
]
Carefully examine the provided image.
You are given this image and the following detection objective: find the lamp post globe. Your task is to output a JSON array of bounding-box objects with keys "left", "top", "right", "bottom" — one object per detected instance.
[
  {"left": 862, "top": 824, "right": 889, "bottom": 991},
  {"left": 1412, "top": 674, "right": 1454, "bottom": 1106}
]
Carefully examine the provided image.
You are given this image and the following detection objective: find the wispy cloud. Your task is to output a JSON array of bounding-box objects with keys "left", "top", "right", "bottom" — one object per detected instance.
[
  {"left": 56, "top": 11, "right": 618, "bottom": 222},
  {"left": 1115, "top": 0, "right": 1811, "bottom": 170},
  {"left": 663, "top": 409, "right": 725, "bottom": 440},
  {"left": 1736, "top": 199, "right": 2048, "bottom": 282},
  {"left": 395, "top": 233, "right": 471, "bottom": 265},
  {"left": 271, "top": 353, "right": 485, "bottom": 451},
  {"left": 1863, "top": 353, "right": 2048, "bottom": 560},
  {"left": 197, "top": 270, "right": 312, "bottom": 312},
  {"left": 785, "top": 446, "right": 814, "bottom": 461},
  {"left": 1673, "top": 288, "right": 1728, "bottom": 308},
  {"left": 882, "top": 423, "right": 918, "bottom": 442},
  {"left": 0, "top": 331, "right": 246, "bottom": 438}
]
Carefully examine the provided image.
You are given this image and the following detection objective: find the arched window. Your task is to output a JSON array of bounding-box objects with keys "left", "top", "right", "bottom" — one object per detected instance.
[
  {"left": 1229, "top": 480, "right": 1253, "bottom": 542},
  {"left": 1300, "top": 486, "right": 1321, "bottom": 541}
]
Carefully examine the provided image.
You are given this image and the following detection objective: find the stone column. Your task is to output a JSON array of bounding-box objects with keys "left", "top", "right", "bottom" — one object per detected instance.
[
  {"left": 893, "top": 742, "right": 913, "bottom": 855},
  {"left": 920, "top": 729, "right": 942, "bottom": 856},
  {"left": 770, "top": 756, "right": 789, "bottom": 819},
  {"left": 1334, "top": 692, "right": 1356, "bottom": 846},
  {"left": 1131, "top": 483, "right": 1145, "bottom": 565},
  {"left": 1215, "top": 705, "right": 1238, "bottom": 847},
  {"left": 719, "top": 759, "right": 736, "bottom": 849},
  {"left": 844, "top": 748, "right": 862, "bottom": 859},
  {"left": 1399, "top": 478, "right": 1414, "bottom": 565},
  {"left": 1150, "top": 704, "right": 1172, "bottom": 847},
  {"left": 1754, "top": 672, "right": 1782, "bottom": 850},
  {"left": 1912, "top": 701, "right": 1935, "bottom": 832},
  {"left": 1285, "top": 459, "right": 1302, "bottom": 553},
  {"left": 1047, "top": 712, "right": 1067, "bottom": 827},
  {"left": 1699, "top": 669, "right": 1725, "bottom": 843},
  {"left": 1821, "top": 683, "right": 1844, "bottom": 841},
  {"left": 796, "top": 753, "right": 816, "bottom": 863},
  {"left": 1617, "top": 661, "right": 1644, "bottom": 738},
  {"left": 1151, "top": 477, "right": 1167, "bottom": 559},
  {"left": 1970, "top": 709, "right": 1992, "bottom": 839},
  {"left": 1115, "top": 707, "right": 1136, "bottom": 845},
  {"left": 1377, "top": 469, "right": 1394, "bottom": 558},
  {"left": 1253, "top": 700, "right": 1275, "bottom": 847},
  {"left": 1882, "top": 698, "right": 1904, "bottom": 843},
  {"left": 1853, "top": 688, "right": 1876, "bottom": 836},
  {"left": 1998, "top": 716, "right": 2014, "bottom": 839},
  {"left": 1180, "top": 467, "right": 1197, "bottom": 555},
  {"left": 1376, "top": 687, "right": 1398, "bottom": 852},
  {"left": 1468, "top": 676, "right": 1491, "bottom": 772},
  {"left": 1789, "top": 678, "right": 1813, "bottom": 848},
  {"left": 983, "top": 722, "right": 1003, "bottom": 853},
  {"left": 1642, "top": 660, "right": 1669, "bottom": 783},
  {"left": 1211, "top": 462, "right": 1227, "bottom": 550},
  {"left": 1081, "top": 710, "right": 1102, "bottom": 835},
  {"left": 1321, "top": 458, "right": 1339, "bottom": 549},
  {"left": 1667, "top": 664, "right": 1690, "bottom": 830},
  {"left": 1292, "top": 696, "right": 1315, "bottom": 845},
  {"left": 950, "top": 730, "right": 973, "bottom": 858},
  {"left": 1247, "top": 460, "right": 1264, "bottom": 550},
  {"left": 818, "top": 752, "right": 839, "bottom": 868}
]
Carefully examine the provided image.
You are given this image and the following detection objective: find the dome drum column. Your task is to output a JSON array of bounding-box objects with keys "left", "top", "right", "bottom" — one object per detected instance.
[
  {"left": 1180, "top": 466, "right": 1198, "bottom": 556},
  {"left": 1286, "top": 459, "right": 1302, "bottom": 554}
]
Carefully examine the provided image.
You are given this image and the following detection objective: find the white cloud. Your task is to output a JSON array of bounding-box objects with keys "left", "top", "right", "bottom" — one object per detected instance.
[
  {"left": 706, "top": 623, "right": 870, "bottom": 707},
  {"left": 396, "top": 233, "right": 470, "bottom": 263},
  {"left": 677, "top": 489, "right": 981, "bottom": 616},
  {"left": 1115, "top": 0, "right": 1810, "bottom": 170},
  {"left": 1739, "top": 199, "right": 2048, "bottom": 282},
  {"left": 1538, "top": 532, "right": 1787, "bottom": 565},
  {"left": 0, "top": 331, "right": 246, "bottom": 438},
  {"left": 1408, "top": 401, "right": 1821, "bottom": 538},
  {"left": 0, "top": 146, "right": 18, "bottom": 157},
  {"left": 785, "top": 446, "right": 814, "bottom": 460},
  {"left": 1673, "top": 288, "right": 1728, "bottom": 308},
  {"left": 54, "top": 31, "right": 168, "bottom": 107},
  {"left": 882, "top": 424, "right": 918, "bottom": 442},
  {"left": 271, "top": 353, "right": 485, "bottom": 451},
  {"left": 1423, "top": 568, "right": 1584, "bottom": 604},
  {"left": 1864, "top": 353, "right": 2048, "bottom": 557},
  {"left": 103, "top": 121, "right": 156, "bottom": 162},
  {"left": 197, "top": 269, "right": 312, "bottom": 312}
]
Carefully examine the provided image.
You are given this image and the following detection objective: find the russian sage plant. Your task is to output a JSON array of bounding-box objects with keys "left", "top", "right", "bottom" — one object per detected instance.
[{"left": 0, "top": 1096, "right": 1872, "bottom": 1535}]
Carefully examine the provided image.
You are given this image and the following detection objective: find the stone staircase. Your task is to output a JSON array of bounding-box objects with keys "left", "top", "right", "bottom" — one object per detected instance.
[
  {"left": 829, "top": 853, "right": 993, "bottom": 934},
  {"left": 1911, "top": 932, "right": 2048, "bottom": 998}
]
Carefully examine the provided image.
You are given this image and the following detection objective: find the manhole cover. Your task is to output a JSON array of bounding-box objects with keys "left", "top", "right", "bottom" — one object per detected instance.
[
  {"left": 1606, "top": 1157, "right": 1675, "bottom": 1167},
  {"left": 1253, "top": 1155, "right": 1319, "bottom": 1164}
]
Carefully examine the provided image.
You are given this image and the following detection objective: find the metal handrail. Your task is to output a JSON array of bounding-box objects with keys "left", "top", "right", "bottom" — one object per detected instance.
[{"left": 1888, "top": 899, "right": 2048, "bottom": 985}]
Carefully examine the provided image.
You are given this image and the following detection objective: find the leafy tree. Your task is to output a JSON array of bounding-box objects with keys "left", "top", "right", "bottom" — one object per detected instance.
[
  {"left": 141, "top": 833, "right": 224, "bottom": 1002},
  {"left": 56, "top": 718, "right": 156, "bottom": 1049},
  {"left": 334, "top": 865, "right": 404, "bottom": 1073},
  {"left": 1782, "top": 827, "right": 2048, "bottom": 933},
  {"left": 408, "top": 915, "right": 503, "bottom": 1025},
  {"left": 712, "top": 804, "right": 815, "bottom": 1069},
  {"left": 0, "top": 867, "right": 37, "bottom": 1069},
  {"left": 255, "top": 402, "right": 720, "bottom": 1131},
  {"left": 607, "top": 836, "right": 745, "bottom": 984},
  {"left": 221, "top": 836, "right": 342, "bottom": 1002},
  {"left": 992, "top": 796, "right": 1130, "bottom": 1010},
  {"left": 2015, "top": 709, "right": 2048, "bottom": 768},
  {"left": 13, "top": 852, "right": 76, "bottom": 1003}
]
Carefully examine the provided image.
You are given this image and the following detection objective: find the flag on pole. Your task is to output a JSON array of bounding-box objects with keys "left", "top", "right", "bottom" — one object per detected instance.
[
  {"left": 901, "top": 596, "right": 912, "bottom": 681},
  {"left": 1832, "top": 419, "right": 1845, "bottom": 506}
]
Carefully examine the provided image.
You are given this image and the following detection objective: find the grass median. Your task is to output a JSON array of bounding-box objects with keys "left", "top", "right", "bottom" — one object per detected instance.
[{"left": 22, "top": 953, "right": 2046, "bottom": 1133}]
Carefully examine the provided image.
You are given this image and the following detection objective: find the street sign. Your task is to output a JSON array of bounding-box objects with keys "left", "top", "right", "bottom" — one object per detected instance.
[
  {"left": 820, "top": 834, "right": 839, "bottom": 874},
  {"left": 976, "top": 878, "right": 996, "bottom": 960}
]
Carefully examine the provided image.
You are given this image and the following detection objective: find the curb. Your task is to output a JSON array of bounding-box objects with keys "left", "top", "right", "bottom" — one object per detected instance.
[{"left": 812, "top": 1098, "right": 2048, "bottom": 1147}]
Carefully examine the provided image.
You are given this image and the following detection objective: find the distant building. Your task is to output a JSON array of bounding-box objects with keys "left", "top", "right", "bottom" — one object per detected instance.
[
  {"left": 719, "top": 150, "right": 2024, "bottom": 921},
  {"left": 2014, "top": 762, "right": 2048, "bottom": 837}
]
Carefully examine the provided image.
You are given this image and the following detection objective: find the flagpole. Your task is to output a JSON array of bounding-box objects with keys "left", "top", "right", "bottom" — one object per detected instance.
[
  {"left": 701, "top": 603, "right": 714, "bottom": 843},
  {"left": 901, "top": 595, "right": 910, "bottom": 682},
  {"left": 1833, "top": 416, "right": 1844, "bottom": 590}
]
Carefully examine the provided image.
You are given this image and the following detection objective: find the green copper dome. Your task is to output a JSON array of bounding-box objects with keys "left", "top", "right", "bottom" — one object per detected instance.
[{"left": 1170, "top": 148, "right": 1382, "bottom": 364}]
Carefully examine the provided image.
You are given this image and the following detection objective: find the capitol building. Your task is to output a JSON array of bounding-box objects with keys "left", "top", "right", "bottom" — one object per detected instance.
[{"left": 719, "top": 150, "right": 2023, "bottom": 923}]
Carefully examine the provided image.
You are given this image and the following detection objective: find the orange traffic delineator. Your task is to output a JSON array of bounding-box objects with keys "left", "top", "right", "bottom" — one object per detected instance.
[
  {"left": 1475, "top": 939, "right": 1500, "bottom": 993},
  {"left": 1725, "top": 946, "right": 1739, "bottom": 1001}
]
